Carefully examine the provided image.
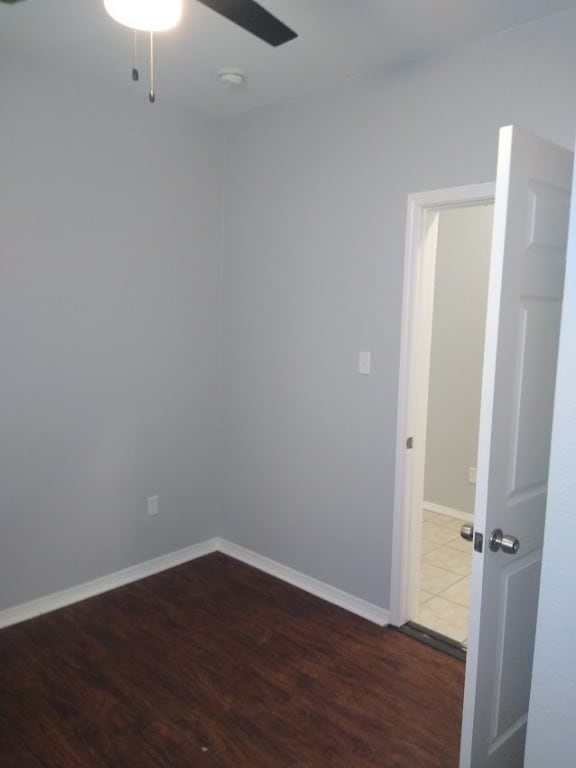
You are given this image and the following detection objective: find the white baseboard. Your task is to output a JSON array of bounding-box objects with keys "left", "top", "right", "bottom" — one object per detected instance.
[
  {"left": 423, "top": 501, "right": 473, "bottom": 522},
  {"left": 0, "top": 538, "right": 219, "bottom": 630},
  {"left": 217, "top": 538, "right": 389, "bottom": 626},
  {"left": 0, "top": 537, "right": 389, "bottom": 631}
]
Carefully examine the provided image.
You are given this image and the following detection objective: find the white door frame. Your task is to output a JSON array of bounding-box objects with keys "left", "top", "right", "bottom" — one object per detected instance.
[{"left": 390, "top": 182, "right": 495, "bottom": 627}]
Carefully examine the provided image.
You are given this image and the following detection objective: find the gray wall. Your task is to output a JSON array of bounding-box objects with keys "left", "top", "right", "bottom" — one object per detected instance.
[
  {"left": 524, "top": 141, "right": 576, "bottom": 768},
  {"left": 0, "top": 71, "right": 224, "bottom": 610},
  {"left": 424, "top": 205, "right": 493, "bottom": 516},
  {"left": 3, "top": 10, "right": 576, "bottom": 633},
  {"left": 221, "top": 12, "right": 576, "bottom": 608}
]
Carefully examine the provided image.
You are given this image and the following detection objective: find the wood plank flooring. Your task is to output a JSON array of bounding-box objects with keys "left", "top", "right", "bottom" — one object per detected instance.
[{"left": 0, "top": 553, "right": 465, "bottom": 767}]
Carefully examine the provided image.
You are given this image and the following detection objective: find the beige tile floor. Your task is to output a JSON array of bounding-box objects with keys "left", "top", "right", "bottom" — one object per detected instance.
[{"left": 416, "top": 509, "right": 473, "bottom": 644}]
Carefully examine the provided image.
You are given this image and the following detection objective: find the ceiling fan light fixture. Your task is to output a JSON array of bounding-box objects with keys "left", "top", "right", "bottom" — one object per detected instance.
[{"left": 103, "top": 0, "right": 183, "bottom": 32}]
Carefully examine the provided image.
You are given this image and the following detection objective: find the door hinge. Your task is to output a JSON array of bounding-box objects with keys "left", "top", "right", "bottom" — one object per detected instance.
[
  {"left": 406, "top": 436, "right": 414, "bottom": 450},
  {"left": 474, "top": 532, "right": 484, "bottom": 553}
]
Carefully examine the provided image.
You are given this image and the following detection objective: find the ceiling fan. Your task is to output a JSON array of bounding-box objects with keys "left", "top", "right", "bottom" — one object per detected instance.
[
  {"left": 0, "top": 0, "right": 298, "bottom": 47},
  {"left": 1, "top": 0, "right": 297, "bottom": 102}
]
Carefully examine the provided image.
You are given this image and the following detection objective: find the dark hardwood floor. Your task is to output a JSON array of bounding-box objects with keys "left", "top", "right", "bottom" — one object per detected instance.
[{"left": 0, "top": 553, "right": 465, "bottom": 767}]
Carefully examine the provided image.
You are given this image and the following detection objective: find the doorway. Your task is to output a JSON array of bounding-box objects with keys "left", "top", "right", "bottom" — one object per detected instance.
[
  {"left": 416, "top": 202, "right": 494, "bottom": 645},
  {"left": 391, "top": 127, "right": 572, "bottom": 766},
  {"left": 390, "top": 183, "right": 495, "bottom": 638}
]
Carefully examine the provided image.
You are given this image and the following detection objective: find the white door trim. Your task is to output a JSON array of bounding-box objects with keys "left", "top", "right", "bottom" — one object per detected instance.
[{"left": 390, "top": 182, "right": 495, "bottom": 627}]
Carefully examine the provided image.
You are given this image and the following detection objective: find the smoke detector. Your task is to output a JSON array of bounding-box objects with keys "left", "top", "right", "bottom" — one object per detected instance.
[{"left": 219, "top": 68, "right": 246, "bottom": 88}]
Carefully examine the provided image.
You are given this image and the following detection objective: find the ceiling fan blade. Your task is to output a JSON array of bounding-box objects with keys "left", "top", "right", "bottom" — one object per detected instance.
[{"left": 196, "top": 0, "right": 297, "bottom": 47}]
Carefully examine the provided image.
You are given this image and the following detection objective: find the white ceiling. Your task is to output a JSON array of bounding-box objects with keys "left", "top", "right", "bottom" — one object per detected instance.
[{"left": 1, "top": 0, "right": 575, "bottom": 116}]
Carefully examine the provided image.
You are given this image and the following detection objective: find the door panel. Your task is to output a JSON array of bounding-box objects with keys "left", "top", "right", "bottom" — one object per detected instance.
[
  {"left": 511, "top": 299, "right": 561, "bottom": 493},
  {"left": 459, "top": 126, "right": 573, "bottom": 767},
  {"left": 492, "top": 552, "right": 540, "bottom": 736}
]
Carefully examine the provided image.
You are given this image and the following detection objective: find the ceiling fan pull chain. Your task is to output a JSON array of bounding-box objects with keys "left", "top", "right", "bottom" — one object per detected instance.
[
  {"left": 149, "top": 31, "right": 156, "bottom": 103},
  {"left": 132, "top": 29, "right": 139, "bottom": 82}
]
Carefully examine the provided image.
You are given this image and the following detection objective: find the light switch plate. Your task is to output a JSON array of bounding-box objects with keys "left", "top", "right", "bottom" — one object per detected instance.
[{"left": 359, "top": 350, "right": 371, "bottom": 375}]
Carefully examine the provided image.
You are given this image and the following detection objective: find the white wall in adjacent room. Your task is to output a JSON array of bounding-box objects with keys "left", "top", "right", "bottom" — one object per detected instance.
[{"left": 424, "top": 204, "right": 493, "bottom": 516}]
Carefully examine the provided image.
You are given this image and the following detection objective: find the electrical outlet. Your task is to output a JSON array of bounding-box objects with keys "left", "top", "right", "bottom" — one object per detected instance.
[
  {"left": 147, "top": 495, "right": 159, "bottom": 517},
  {"left": 468, "top": 467, "right": 477, "bottom": 485}
]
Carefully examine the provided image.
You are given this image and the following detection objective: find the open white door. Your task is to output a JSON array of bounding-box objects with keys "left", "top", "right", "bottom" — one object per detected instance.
[{"left": 460, "top": 126, "right": 573, "bottom": 767}]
